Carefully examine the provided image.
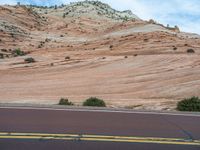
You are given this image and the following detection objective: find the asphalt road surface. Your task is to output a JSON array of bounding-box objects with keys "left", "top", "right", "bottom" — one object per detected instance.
[{"left": 0, "top": 106, "right": 200, "bottom": 150}]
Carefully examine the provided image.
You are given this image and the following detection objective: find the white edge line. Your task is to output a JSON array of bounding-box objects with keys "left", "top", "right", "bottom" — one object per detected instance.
[{"left": 0, "top": 106, "right": 200, "bottom": 117}]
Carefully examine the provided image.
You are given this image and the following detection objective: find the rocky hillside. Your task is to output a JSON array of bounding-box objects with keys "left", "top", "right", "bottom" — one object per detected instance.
[
  {"left": 0, "top": 1, "right": 200, "bottom": 110},
  {"left": 34, "top": 1, "right": 139, "bottom": 21}
]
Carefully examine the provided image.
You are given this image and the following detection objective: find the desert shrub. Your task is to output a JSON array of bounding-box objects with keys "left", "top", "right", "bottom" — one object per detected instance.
[
  {"left": 45, "top": 38, "right": 51, "bottom": 42},
  {"left": 38, "top": 44, "right": 42, "bottom": 48},
  {"left": 11, "top": 33, "right": 15, "bottom": 38},
  {"left": 0, "top": 53, "right": 4, "bottom": 59},
  {"left": 173, "top": 46, "right": 177, "bottom": 50},
  {"left": 59, "top": 98, "right": 74, "bottom": 105},
  {"left": 124, "top": 56, "right": 128, "bottom": 58},
  {"left": 63, "top": 13, "right": 66, "bottom": 18},
  {"left": 83, "top": 97, "right": 106, "bottom": 107},
  {"left": 65, "top": 56, "right": 70, "bottom": 60},
  {"left": 13, "top": 48, "right": 25, "bottom": 56},
  {"left": 149, "top": 19, "right": 156, "bottom": 24},
  {"left": 123, "top": 16, "right": 129, "bottom": 21},
  {"left": 38, "top": 42, "right": 44, "bottom": 48},
  {"left": 1, "top": 49, "right": 7, "bottom": 52},
  {"left": 24, "top": 57, "right": 35, "bottom": 63},
  {"left": 177, "top": 97, "right": 200, "bottom": 112},
  {"left": 187, "top": 49, "right": 195, "bottom": 53}
]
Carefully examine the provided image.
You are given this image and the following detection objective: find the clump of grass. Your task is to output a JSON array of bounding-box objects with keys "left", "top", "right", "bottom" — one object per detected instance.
[
  {"left": 177, "top": 96, "right": 200, "bottom": 112},
  {"left": 59, "top": 98, "right": 74, "bottom": 105},
  {"left": 83, "top": 97, "right": 106, "bottom": 107}
]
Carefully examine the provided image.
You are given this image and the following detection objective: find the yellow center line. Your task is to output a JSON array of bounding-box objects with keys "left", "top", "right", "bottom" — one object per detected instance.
[{"left": 0, "top": 132, "right": 200, "bottom": 146}]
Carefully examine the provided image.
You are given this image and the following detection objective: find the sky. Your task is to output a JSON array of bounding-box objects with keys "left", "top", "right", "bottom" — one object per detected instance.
[{"left": 0, "top": 0, "right": 200, "bottom": 34}]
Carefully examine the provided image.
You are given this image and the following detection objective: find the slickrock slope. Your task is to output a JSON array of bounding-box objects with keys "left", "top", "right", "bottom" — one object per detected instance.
[{"left": 0, "top": 1, "right": 200, "bottom": 110}]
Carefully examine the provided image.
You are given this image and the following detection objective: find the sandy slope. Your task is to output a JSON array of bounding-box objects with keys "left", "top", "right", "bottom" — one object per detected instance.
[{"left": 0, "top": 2, "right": 200, "bottom": 110}]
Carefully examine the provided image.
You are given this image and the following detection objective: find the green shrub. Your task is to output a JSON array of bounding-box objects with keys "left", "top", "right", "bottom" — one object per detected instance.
[
  {"left": 177, "top": 97, "right": 200, "bottom": 112},
  {"left": 13, "top": 48, "right": 26, "bottom": 56},
  {"left": 24, "top": 57, "right": 35, "bottom": 63},
  {"left": 59, "top": 98, "right": 74, "bottom": 105},
  {"left": 123, "top": 16, "right": 129, "bottom": 21},
  {"left": 83, "top": 97, "right": 106, "bottom": 107}
]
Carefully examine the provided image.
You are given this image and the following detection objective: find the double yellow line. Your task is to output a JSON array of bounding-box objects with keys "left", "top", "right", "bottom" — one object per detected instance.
[{"left": 0, "top": 132, "right": 200, "bottom": 146}]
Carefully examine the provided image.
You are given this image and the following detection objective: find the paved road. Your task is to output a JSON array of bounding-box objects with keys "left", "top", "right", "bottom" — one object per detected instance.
[{"left": 0, "top": 107, "right": 200, "bottom": 150}]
